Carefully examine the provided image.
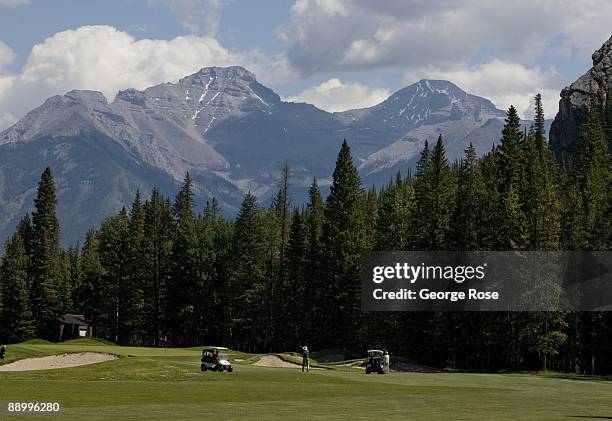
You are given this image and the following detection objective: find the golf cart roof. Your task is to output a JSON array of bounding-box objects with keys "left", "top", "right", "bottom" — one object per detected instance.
[
  {"left": 367, "top": 349, "right": 384, "bottom": 354},
  {"left": 202, "top": 346, "right": 229, "bottom": 351}
]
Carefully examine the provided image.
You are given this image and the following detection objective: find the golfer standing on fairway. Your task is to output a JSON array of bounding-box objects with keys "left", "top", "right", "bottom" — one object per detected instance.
[
  {"left": 302, "top": 346, "right": 310, "bottom": 372},
  {"left": 383, "top": 351, "right": 390, "bottom": 373}
]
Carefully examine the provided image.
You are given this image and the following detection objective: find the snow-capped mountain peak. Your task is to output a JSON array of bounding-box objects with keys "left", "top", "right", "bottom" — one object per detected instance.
[{"left": 0, "top": 67, "right": 509, "bottom": 245}]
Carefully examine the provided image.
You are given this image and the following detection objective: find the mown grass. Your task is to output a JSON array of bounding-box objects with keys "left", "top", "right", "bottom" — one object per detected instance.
[{"left": 0, "top": 341, "right": 610, "bottom": 420}]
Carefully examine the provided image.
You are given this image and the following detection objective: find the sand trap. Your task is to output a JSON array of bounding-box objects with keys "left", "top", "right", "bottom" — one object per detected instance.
[
  {"left": 253, "top": 355, "right": 301, "bottom": 368},
  {"left": 0, "top": 352, "right": 117, "bottom": 372}
]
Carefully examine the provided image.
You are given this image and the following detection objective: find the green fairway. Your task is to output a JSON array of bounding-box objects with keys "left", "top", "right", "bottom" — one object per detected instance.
[{"left": 0, "top": 340, "right": 610, "bottom": 420}]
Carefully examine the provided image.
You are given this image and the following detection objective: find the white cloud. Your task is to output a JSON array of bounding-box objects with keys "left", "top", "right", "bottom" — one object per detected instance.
[
  {"left": 286, "top": 78, "right": 390, "bottom": 111},
  {"left": 0, "top": 0, "right": 30, "bottom": 6},
  {"left": 153, "top": 0, "right": 226, "bottom": 36},
  {"left": 0, "top": 25, "right": 293, "bottom": 130},
  {"left": 405, "top": 60, "right": 563, "bottom": 119},
  {"left": 281, "top": 0, "right": 612, "bottom": 75},
  {"left": 0, "top": 41, "right": 15, "bottom": 71},
  {"left": 279, "top": 1, "right": 612, "bottom": 120}
]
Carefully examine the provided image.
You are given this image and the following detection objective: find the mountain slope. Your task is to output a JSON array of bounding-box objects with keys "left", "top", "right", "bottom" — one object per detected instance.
[
  {"left": 0, "top": 67, "right": 511, "bottom": 244},
  {"left": 550, "top": 35, "right": 612, "bottom": 156},
  {"left": 337, "top": 80, "right": 505, "bottom": 183}
]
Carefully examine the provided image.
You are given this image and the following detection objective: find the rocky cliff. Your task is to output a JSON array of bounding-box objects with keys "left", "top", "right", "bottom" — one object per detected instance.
[{"left": 550, "top": 35, "right": 612, "bottom": 156}]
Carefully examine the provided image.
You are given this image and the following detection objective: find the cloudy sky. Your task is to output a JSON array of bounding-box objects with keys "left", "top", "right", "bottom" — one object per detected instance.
[{"left": 0, "top": 0, "right": 610, "bottom": 129}]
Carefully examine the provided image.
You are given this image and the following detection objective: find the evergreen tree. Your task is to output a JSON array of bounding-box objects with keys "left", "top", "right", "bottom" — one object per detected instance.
[
  {"left": 559, "top": 164, "right": 585, "bottom": 250},
  {"left": 126, "top": 191, "right": 146, "bottom": 344},
  {"left": 17, "top": 214, "right": 34, "bottom": 287},
  {"left": 426, "top": 135, "right": 454, "bottom": 250},
  {"left": 30, "top": 167, "right": 63, "bottom": 339},
  {"left": 321, "top": 140, "right": 367, "bottom": 348},
  {"left": 376, "top": 172, "right": 415, "bottom": 249},
  {"left": 306, "top": 179, "right": 325, "bottom": 258},
  {"left": 533, "top": 93, "right": 546, "bottom": 149},
  {"left": 521, "top": 97, "right": 561, "bottom": 250},
  {"left": 79, "top": 229, "right": 106, "bottom": 338},
  {"left": 304, "top": 178, "right": 325, "bottom": 346},
  {"left": 498, "top": 106, "right": 523, "bottom": 189},
  {"left": 143, "top": 189, "right": 174, "bottom": 346},
  {"left": 168, "top": 173, "right": 199, "bottom": 345},
  {"left": 203, "top": 197, "right": 220, "bottom": 222},
  {"left": 575, "top": 107, "right": 610, "bottom": 250},
  {"left": 231, "top": 192, "right": 268, "bottom": 350},
  {"left": 364, "top": 186, "right": 379, "bottom": 248},
  {"left": 499, "top": 185, "right": 527, "bottom": 250},
  {"left": 273, "top": 161, "right": 291, "bottom": 283},
  {"left": 270, "top": 162, "right": 291, "bottom": 345},
  {"left": 479, "top": 147, "right": 501, "bottom": 250},
  {"left": 97, "top": 210, "right": 130, "bottom": 342},
  {"left": 282, "top": 208, "right": 308, "bottom": 347},
  {"left": 65, "top": 245, "right": 80, "bottom": 312},
  {"left": 261, "top": 206, "right": 280, "bottom": 350},
  {"left": 521, "top": 312, "right": 568, "bottom": 371},
  {"left": 497, "top": 107, "right": 527, "bottom": 250},
  {"left": 413, "top": 140, "right": 432, "bottom": 248},
  {"left": 202, "top": 209, "right": 233, "bottom": 346},
  {"left": 0, "top": 234, "right": 35, "bottom": 342},
  {"left": 452, "top": 143, "right": 485, "bottom": 250},
  {"left": 56, "top": 249, "right": 73, "bottom": 316}
]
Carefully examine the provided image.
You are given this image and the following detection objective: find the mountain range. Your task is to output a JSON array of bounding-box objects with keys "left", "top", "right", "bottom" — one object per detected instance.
[{"left": 0, "top": 66, "right": 528, "bottom": 245}]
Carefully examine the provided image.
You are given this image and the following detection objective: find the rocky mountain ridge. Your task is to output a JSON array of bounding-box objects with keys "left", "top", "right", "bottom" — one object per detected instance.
[
  {"left": 0, "top": 67, "right": 513, "bottom": 244},
  {"left": 550, "top": 35, "right": 612, "bottom": 155}
]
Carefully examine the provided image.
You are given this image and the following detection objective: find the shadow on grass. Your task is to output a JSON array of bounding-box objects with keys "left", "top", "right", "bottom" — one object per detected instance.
[{"left": 546, "top": 374, "right": 612, "bottom": 382}]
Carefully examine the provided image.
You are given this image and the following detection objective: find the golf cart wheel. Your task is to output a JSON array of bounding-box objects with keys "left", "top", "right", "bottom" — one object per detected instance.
[
  {"left": 201, "top": 365, "right": 207, "bottom": 372},
  {"left": 228, "top": 367, "right": 233, "bottom": 372},
  {"left": 365, "top": 367, "right": 371, "bottom": 374}
]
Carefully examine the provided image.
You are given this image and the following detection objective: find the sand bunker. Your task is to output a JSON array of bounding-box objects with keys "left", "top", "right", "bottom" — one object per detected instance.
[
  {"left": 0, "top": 352, "right": 117, "bottom": 372},
  {"left": 253, "top": 355, "right": 301, "bottom": 368}
]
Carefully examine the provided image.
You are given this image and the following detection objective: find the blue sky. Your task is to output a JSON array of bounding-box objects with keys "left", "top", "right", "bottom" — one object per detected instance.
[
  {"left": 0, "top": 0, "right": 610, "bottom": 128},
  {"left": 0, "top": 1, "right": 291, "bottom": 67}
]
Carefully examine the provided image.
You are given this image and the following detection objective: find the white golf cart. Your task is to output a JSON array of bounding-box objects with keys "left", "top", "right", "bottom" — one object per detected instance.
[
  {"left": 365, "top": 349, "right": 385, "bottom": 374},
  {"left": 200, "top": 346, "right": 234, "bottom": 372}
]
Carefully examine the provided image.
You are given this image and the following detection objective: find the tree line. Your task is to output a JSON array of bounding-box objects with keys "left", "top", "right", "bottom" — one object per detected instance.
[{"left": 0, "top": 94, "right": 611, "bottom": 373}]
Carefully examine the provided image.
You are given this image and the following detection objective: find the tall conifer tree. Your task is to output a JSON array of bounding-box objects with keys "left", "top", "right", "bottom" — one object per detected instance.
[
  {"left": 80, "top": 229, "right": 105, "bottom": 338},
  {"left": 321, "top": 140, "right": 366, "bottom": 348},
  {"left": 414, "top": 140, "right": 431, "bottom": 248},
  {"left": 0, "top": 234, "right": 35, "bottom": 342},
  {"left": 452, "top": 143, "right": 485, "bottom": 250},
  {"left": 426, "top": 135, "right": 454, "bottom": 250},
  {"left": 376, "top": 172, "right": 415, "bottom": 250},
  {"left": 304, "top": 178, "right": 325, "bottom": 345},
  {"left": 497, "top": 107, "right": 527, "bottom": 249},
  {"left": 168, "top": 173, "right": 199, "bottom": 345},
  {"left": 143, "top": 189, "right": 174, "bottom": 346},
  {"left": 575, "top": 107, "right": 610, "bottom": 250},
  {"left": 30, "top": 167, "right": 63, "bottom": 339},
  {"left": 127, "top": 191, "right": 146, "bottom": 343}
]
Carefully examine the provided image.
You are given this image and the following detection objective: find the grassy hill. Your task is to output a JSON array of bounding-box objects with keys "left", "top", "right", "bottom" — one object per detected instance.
[{"left": 0, "top": 341, "right": 610, "bottom": 420}]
